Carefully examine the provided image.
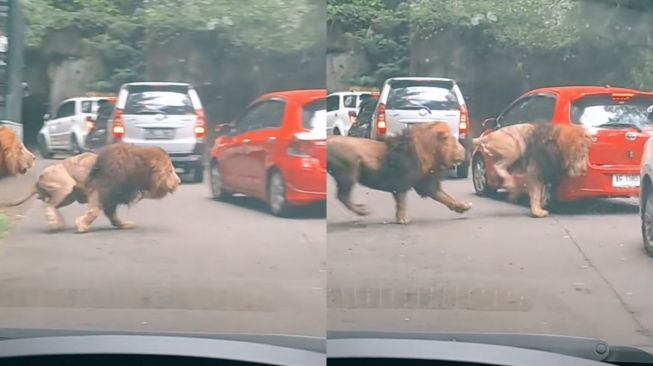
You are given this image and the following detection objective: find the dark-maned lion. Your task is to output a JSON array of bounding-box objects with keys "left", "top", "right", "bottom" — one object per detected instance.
[
  {"left": 327, "top": 122, "right": 472, "bottom": 224},
  {"left": 75, "top": 143, "right": 181, "bottom": 233},
  {"left": 510, "top": 123, "right": 592, "bottom": 218},
  {"left": 0, "top": 126, "right": 36, "bottom": 179},
  {"left": 0, "top": 152, "right": 98, "bottom": 231}
]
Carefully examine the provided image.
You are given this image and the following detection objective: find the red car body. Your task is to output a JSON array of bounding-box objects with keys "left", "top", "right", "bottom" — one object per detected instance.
[
  {"left": 473, "top": 86, "right": 653, "bottom": 202},
  {"left": 210, "top": 89, "right": 326, "bottom": 213}
]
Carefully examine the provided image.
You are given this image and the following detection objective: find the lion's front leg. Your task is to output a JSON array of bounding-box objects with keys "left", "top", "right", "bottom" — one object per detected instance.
[
  {"left": 43, "top": 203, "right": 65, "bottom": 232},
  {"left": 392, "top": 191, "right": 409, "bottom": 224},
  {"left": 75, "top": 190, "right": 102, "bottom": 233},
  {"left": 104, "top": 205, "right": 136, "bottom": 230},
  {"left": 416, "top": 179, "right": 472, "bottom": 214}
]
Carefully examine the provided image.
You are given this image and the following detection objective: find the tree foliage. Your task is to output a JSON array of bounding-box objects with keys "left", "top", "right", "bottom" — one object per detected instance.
[{"left": 23, "top": 0, "right": 324, "bottom": 91}]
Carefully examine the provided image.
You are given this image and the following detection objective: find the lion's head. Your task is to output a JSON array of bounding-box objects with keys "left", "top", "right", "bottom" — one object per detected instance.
[
  {"left": 0, "top": 126, "right": 36, "bottom": 177},
  {"left": 139, "top": 146, "right": 182, "bottom": 199},
  {"left": 412, "top": 122, "right": 466, "bottom": 174},
  {"left": 556, "top": 124, "right": 592, "bottom": 177}
]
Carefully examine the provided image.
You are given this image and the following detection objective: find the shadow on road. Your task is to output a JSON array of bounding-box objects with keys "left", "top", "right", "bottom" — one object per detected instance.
[
  {"left": 209, "top": 196, "right": 326, "bottom": 220},
  {"left": 477, "top": 192, "right": 639, "bottom": 216},
  {"left": 326, "top": 216, "right": 463, "bottom": 233}
]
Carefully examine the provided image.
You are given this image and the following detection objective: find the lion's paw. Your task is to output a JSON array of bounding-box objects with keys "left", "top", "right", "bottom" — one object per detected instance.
[
  {"left": 75, "top": 218, "right": 90, "bottom": 234},
  {"left": 116, "top": 221, "right": 136, "bottom": 230},
  {"left": 454, "top": 202, "right": 472, "bottom": 213},
  {"left": 396, "top": 216, "right": 410, "bottom": 225},
  {"left": 531, "top": 209, "right": 549, "bottom": 218}
]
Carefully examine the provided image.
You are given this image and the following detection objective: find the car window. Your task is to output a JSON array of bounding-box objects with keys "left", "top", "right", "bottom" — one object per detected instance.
[
  {"left": 386, "top": 80, "right": 459, "bottom": 110},
  {"left": 235, "top": 100, "right": 286, "bottom": 133},
  {"left": 343, "top": 95, "right": 357, "bottom": 108},
  {"left": 497, "top": 97, "right": 535, "bottom": 127},
  {"left": 95, "top": 105, "right": 115, "bottom": 128},
  {"left": 55, "top": 101, "right": 75, "bottom": 118},
  {"left": 124, "top": 88, "right": 195, "bottom": 115},
  {"left": 357, "top": 98, "right": 378, "bottom": 125},
  {"left": 572, "top": 95, "right": 653, "bottom": 129},
  {"left": 303, "top": 98, "right": 326, "bottom": 135},
  {"left": 327, "top": 95, "right": 340, "bottom": 111},
  {"left": 81, "top": 101, "right": 94, "bottom": 114},
  {"left": 528, "top": 95, "right": 556, "bottom": 123}
]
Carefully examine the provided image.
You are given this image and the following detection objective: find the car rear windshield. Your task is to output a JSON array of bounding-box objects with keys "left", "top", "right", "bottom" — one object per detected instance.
[
  {"left": 95, "top": 105, "right": 115, "bottom": 127},
  {"left": 124, "top": 85, "right": 195, "bottom": 115},
  {"left": 303, "top": 98, "right": 326, "bottom": 134},
  {"left": 387, "top": 80, "right": 459, "bottom": 110},
  {"left": 571, "top": 94, "right": 653, "bottom": 129}
]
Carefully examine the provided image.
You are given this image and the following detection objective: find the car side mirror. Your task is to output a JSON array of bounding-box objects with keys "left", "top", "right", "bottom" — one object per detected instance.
[
  {"left": 43, "top": 113, "right": 51, "bottom": 121},
  {"left": 482, "top": 118, "right": 497, "bottom": 130},
  {"left": 214, "top": 123, "right": 232, "bottom": 136}
]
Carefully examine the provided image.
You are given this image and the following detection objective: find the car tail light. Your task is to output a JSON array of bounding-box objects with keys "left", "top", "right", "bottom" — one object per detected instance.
[
  {"left": 376, "top": 103, "right": 387, "bottom": 136},
  {"left": 459, "top": 105, "right": 469, "bottom": 138},
  {"left": 288, "top": 134, "right": 317, "bottom": 157},
  {"left": 85, "top": 116, "right": 95, "bottom": 130},
  {"left": 612, "top": 93, "right": 634, "bottom": 102},
  {"left": 195, "top": 108, "right": 207, "bottom": 138},
  {"left": 112, "top": 108, "right": 125, "bottom": 139},
  {"left": 348, "top": 110, "right": 358, "bottom": 124}
]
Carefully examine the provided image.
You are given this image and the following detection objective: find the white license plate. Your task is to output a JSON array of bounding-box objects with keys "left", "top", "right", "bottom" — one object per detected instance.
[
  {"left": 612, "top": 174, "right": 640, "bottom": 188},
  {"left": 144, "top": 128, "right": 175, "bottom": 139},
  {"left": 175, "top": 167, "right": 185, "bottom": 174}
]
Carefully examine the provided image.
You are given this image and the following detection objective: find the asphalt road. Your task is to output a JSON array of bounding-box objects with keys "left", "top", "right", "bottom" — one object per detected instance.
[
  {"left": 0, "top": 157, "right": 326, "bottom": 337},
  {"left": 327, "top": 176, "right": 653, "bottom": 350}
]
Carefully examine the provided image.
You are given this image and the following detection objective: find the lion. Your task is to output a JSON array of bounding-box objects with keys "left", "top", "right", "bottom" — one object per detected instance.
[
  {"left": 471, "top": 123, "right": 536, "bottom": 196},
  {"left": 2, "top": 143, "right": 181, "bottom": 233},
  {"left": 0, "top": 152, "right": 98, "bottom": 231},
  {"left": 327, "top": 122, "right": 472, "bottom": 224},
  {"left": 512, "top": 123, "right": 592, "bottom": 218},
  {"left": 0, "top": 126, "right": 36, "bottom": 178},
  {"left": 75, "top": 143, "right": 182, "bottom": 233}
]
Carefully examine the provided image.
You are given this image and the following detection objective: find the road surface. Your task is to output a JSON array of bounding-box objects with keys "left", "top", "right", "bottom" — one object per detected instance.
[
  {"left": 327, "top": 176, "right": 653, "bottom": 350},
  {"left": 0, "top": 158, "right": 326, "bottom": 337}
]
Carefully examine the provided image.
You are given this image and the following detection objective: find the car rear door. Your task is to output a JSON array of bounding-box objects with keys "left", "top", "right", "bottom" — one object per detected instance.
[
  {"left": 573, "top": 93, "right": 653, "bottom": 187},
  {"left": 120, "top": 84, "right": 200, "bottom": 153},
  {"left": 49, "top": 101, "right": 76, "bottom": 148},
  {"left": 384, "top": 79, "right": 463, "bottom": 137}
]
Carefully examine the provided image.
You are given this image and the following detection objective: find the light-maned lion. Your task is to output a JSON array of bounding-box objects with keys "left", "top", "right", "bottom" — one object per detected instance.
[
  {"left": 0, "top": 152, "right": 98, "bottom": 231},
  {"left": 0, "top": 126, "right": 36, "bottom": 178},
  {"left": 75, "top": 143, "right": 181, "bottom": 233},
  {"left": 471, "top": 123, "right": 536, "bottom": 195},
  {"left": 327, "top": 122, "right": 472, "bottom": 224},
  {"left": 514, "top": 123, "right": 592, "bottom": 218}
]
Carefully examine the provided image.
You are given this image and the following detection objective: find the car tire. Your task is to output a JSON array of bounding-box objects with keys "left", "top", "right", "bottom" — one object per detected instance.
[
  {"left": 192, "top": 166, "right": 204, "bottom": 183},
  {"left": 333, "top": 127, "right": 341, "bottom": 136},
  {"left": 268, "top": 169, "right": 292, "bottom": 217},
  {"left": 38, "top": 135, "right": 53, "bottom": 159},
  {"left": 642, "top": 184, "right": 653, "bottom": 257},
  {"left": 472, "top": 154, "right": 497, "bottom": 196},
  {"left": 456, "top": 162, "right": 470, "bottom": 179},
  {"left": 209, "top": 161, "right": 231, "bottom": 200},
  {"left": 70, "top": 136, "right": 82, "bottom": 155}
]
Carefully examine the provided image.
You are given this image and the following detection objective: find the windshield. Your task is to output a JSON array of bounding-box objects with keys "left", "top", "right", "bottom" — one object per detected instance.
[
  {"left": 124, "top": 91, "right": 195, "bottom": 115},
  {"left": 387, "top": 83, "right": 459, "bottom": 110},
  {"left": 0, "top": 0, "right": 326, "bottom": 346},
  {"left": 572, "top": 95, "right": 653, "bottom": 129},
  {"left": 326, "top": 0, "right": 653, "bottom": 357}
]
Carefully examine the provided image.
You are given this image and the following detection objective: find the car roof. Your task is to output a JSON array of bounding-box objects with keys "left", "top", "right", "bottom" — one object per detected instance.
[
  {"left": 328, "top": 91, "right": 372, "bottom": 96},
  {"left": 63, "top": 97, "right": 108, "bottom": 102},
  {"left": 257, "top": 89, "right": 326, "bottom": 101},
  {"left": 385, "top": 77, "right": 456, "bottom": 83},
  {"left": 527, "top": 85, "right": 653, "bottom": 98},
  {"left": 122, "top": 82, "right": 194, "bottom": 87}
]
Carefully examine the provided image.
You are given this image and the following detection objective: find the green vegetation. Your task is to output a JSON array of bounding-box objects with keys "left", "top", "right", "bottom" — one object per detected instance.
[
  {"left": 0, "top": 214, "right": 11, "bottom": 238},
  {"left": 23, "top": 0, "right": 324, "bottom": 91},
  {"left": 328, "top": 0, "right": 653, "bottom": 89}
]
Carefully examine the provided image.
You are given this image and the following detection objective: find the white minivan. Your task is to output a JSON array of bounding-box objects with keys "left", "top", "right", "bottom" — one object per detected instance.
[{"left": 370, "top": 77, "right": 471, "bottom": 178}]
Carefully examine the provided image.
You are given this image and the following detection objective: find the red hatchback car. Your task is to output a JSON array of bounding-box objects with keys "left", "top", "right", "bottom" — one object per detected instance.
[
  {"left": 472, "top": 86, "right": 653, "bottom": 202},
  {"left": 209, "top": 89, "right": 326, "bottom": 216}
]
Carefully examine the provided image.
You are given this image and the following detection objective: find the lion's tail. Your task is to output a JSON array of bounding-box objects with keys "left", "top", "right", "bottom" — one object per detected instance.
[{"left": 0, "top": 184, "right": 38, "bottom": 208}]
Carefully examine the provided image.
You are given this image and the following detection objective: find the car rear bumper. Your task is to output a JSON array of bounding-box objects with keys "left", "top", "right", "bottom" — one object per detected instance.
[
  {"left": 280, "top": 157, "right": 327, "bottom": 205},
  {"left": 556, "top": 165, "right": 640, "bottom": 201}
]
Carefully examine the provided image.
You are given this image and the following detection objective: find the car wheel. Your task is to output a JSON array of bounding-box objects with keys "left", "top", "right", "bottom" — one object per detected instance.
[
  {"left": 71, "top": 136, "right": 81, "bottom": 155},
  {"left": 268, "top": 170, "right": 291, "bottom": 217},
  {"left": 209, "top": 161, "right": 230, "bottom": 200},
  {"left": 642, "top": 185, "right": 653, "bottom": 257},
  {"left": 472, "top": 154, "right": 496, "bottom": 196},
  {"left": 333, "top": 127, "right": 341, "bottom": 136},
  {"left": 456, "top": 162, "right": 470, "bottom": 179},
  {"left": 192, "top": 166, "right": 204, "bottom": 183},
  {"left": 38, "top": 135, "right": 53, "bottom": 159}
]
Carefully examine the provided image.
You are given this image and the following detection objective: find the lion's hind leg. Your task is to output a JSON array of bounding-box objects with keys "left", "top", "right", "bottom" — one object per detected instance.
[
  {"left": 526, "top": 164, "right": 549, "bottom": 218},
  {"left": 332, "top": 160, "right": 370, "bottom": 216},
  {"left": 103, "top": 204, "right": 136, "bottom": 230},
  {"left": 75, "top": 190, "right": 102, "bottom": 233},
  {"left": 39, "top": 167, "right": 77, "bottom": 232}
]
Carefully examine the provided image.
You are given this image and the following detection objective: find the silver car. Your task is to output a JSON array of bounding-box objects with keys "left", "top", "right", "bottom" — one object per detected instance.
[
  {"left": 370, "top": 77, "right": 471, "bottom": 178},
  {"left": 110, "top": 82, "right": 206, "bottom": 182}
]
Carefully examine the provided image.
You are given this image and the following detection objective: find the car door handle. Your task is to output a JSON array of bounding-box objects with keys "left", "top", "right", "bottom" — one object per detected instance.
[
  {"left": 243, "top": 139, "right": 251, "bottom": 145},
  {"left": 389, "top": 112, "right": 399, "bottom": 117},
  {"left": 268, "top": 137, "right": 277, "bottom": 142}
]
